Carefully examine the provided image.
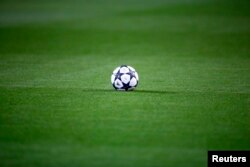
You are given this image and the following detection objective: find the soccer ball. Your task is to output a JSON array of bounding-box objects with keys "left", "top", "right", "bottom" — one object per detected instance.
[{"left": 111, "top": 65, "right": 139, "bottom": 91}]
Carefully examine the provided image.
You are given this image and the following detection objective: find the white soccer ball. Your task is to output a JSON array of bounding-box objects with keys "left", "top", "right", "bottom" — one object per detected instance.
[{"left": 111, "top": 65, "right": 139, "bottom": 91}]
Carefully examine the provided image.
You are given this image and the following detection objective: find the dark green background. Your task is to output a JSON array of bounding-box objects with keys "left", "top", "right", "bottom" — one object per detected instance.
[{"left": 0, "top": 0, "right": 249, "bottom": 166}]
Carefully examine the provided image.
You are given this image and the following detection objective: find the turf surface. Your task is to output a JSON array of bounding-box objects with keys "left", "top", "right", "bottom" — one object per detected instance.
[{"left": 0, "top": 0, "right": 250, "bottom": 166}]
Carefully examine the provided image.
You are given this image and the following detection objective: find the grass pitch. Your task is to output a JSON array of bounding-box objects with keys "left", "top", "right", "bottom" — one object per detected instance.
[{"left": 0, "top": 0, "right": 250, "bottom": 167}]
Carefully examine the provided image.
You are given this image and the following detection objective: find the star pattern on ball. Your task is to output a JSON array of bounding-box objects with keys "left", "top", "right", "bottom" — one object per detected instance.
[{"left": 111, "top": 65, "right": 139, "bottom": 91}]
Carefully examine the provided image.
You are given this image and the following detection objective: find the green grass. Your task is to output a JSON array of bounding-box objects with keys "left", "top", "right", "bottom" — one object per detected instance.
[{"left": 0, "top": 0, "right": 250, "bottom": 166}]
